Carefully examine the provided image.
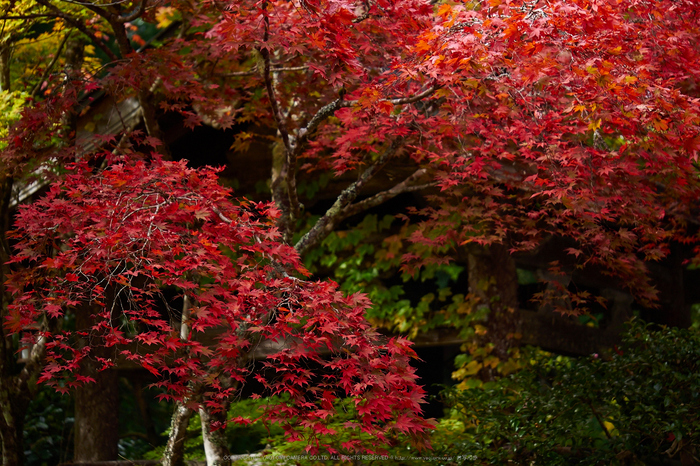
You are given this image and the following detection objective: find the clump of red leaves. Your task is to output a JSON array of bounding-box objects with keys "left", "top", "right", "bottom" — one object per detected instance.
[{"left": 6, "top": 158, "right": 433, "bottom": 453}]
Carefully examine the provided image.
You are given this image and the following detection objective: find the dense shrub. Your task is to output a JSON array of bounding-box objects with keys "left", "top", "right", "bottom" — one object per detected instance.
[{"left": 441, "top": 320, "right": 700, "bottom": 465}]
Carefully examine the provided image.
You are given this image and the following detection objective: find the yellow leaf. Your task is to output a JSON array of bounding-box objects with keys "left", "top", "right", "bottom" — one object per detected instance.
[
  {"left": 464, "top": 360, "right": 483, "bottom": 376},
  {"left": 499, "top": 358, "right": 523, "bottom": 375},
  {"left": 156, "top": 6, "right": 180, "bottom": 29},
  {"left": 653, "top": 117, "right": 668, "bottom": 132},
  {"left": 588, "top": 119, "right": 602, "bottom": 131},
  {"left": 483, "top": 355, "right": 499, "bottom": 369},
  {"left": 437, "top": 3, "right": 453, "bottom": 18}
]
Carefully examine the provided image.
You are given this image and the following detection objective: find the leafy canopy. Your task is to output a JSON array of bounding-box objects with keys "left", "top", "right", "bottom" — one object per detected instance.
[
  {"left": 2, "top": 0, "right": 700, "bottom": 457},
  {"left": 7, "top": 158, "right": 433, "bottom": 452}
]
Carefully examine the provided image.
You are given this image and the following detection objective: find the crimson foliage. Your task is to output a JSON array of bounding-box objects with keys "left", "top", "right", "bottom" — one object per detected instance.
[
  {"left": 2, "top": 0, "right": 700, "bottom": 458},
  {"left": 6, "top": 158, "right": 432, "bottom": 452}
]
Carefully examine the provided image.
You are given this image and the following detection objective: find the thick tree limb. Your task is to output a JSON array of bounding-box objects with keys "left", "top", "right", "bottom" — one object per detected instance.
[
  {"left": 33, "top": 0, "right": 119, "bottom": 62},
  {"left": 297, "top": 97, "right": 343, "bottom": 141},
  {"left": 199, "top": 406, "right": 231, "bottom": 466},
  {"left": 117, "top": 0, "right": 148, "bottom": 23}
]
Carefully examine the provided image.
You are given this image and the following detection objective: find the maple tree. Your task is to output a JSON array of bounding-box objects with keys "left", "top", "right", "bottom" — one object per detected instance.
[
  {"left": 7, "top": 158, "right": 432, "bottom": 460},
  {"left": 1, "top": 0, "right": 700, "bottom": 463}
]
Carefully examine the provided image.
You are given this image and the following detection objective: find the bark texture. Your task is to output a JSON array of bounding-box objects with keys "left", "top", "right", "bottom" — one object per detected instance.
[
  {"left": 162, "top": 402, "right": 194, "bottom": 466},
  {"left": 73, "top": 305, "right": 120, "bottom": 462},
  {"left": 199, "top": 406, "right": 231, "bottom": 466},
  {"left": 467, "top": 244, "right": 521, "bottom": 364}
]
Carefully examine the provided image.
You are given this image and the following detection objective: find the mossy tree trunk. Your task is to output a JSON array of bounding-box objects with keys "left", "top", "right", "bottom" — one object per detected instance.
[{"left": 467, "top": 243, "right": 521, "bottom": 379}]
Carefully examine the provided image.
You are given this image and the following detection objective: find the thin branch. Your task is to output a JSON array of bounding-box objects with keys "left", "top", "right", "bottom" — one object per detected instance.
[
  {"left": 0, "top": 13, "right": 57, "bottom": 20},
  {"left": 31, "top": 33, "right": 69, "bottom": 98},
  {"left": 586, "top": 399, "right": 613, "bottom": 440},
  {"left": 54, "top": 0, "right": 130, "bottom": 6},
  {"left": 272, "top": 65, "right": 308, "bottom": 73},
  {"left": 117, "top": 0, "right": 148, "bottom": 23},
  {"left": 339, "top": 84, "right": 440, "bottom": 108},
  {"left": 54, "top": 0, "right": 113, "bottom": 25},
  {"left": 33, "top": 0, "right": 119, "bottom": 61},
  {"left": 215, "top": 64, "right": 307, "bottom": 78},
  {"left": 340, "top": 168, "right": 434, "bottom": 219},
  {"left": 388, "top": 84, "right": 440, "bottom": 105},
  {"left": 260, "top": 4, "right": 301, "bottom": 240},
  {"left": 294, "top": 139, "right": 402, "bottom": 256},
  {"left": 216, "top": 68, "right": 259, "bottom": 77}
]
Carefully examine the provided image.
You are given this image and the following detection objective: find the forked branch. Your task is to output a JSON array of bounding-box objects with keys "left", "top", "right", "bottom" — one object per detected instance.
[
  {"left": 340, "top": 168, "right": 434, "bottom": 219},
  {"left": 294, "top": 139, "right": 403, "bottom": 256}
]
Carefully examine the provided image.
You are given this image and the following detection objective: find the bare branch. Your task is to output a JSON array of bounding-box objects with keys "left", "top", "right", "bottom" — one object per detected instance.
[
  {"left": 297, "top": 97, "right": 343, "bottom": 141},
  {"left": 216, "top": 69, "right": 259, "bottom": 77},
  {"left": 261, "top": 6, "right": 302, "bottom": 241},
  {"left": 388, "top": 84, "right": 440, "bottom": 105},
  {"left": 0, "top": 13, "right": 56, "bottom": 19},
  {"left": 294, "top": 139, "right": 402, "bottom": 256},
  {"left": 215, "top": 64, "right": 307, "bottom": 78},
  {"left": 54, "top": 0, "right": 113, "bottom": 24},
  {"left": 31, "top": 33, "right": 69, "bottom": 98},
  {"left": 273, "top": 65, "right": 308, "bottom": 73},
  {"left": 33, "top": 0, "right": 119, "bottom": 61},
  {"left": 117, "top": 0, "right": 148, "bottom": 23},
  {"left": 340, "top": 168, "right": 435, "bottom": 219},
  {"left": 340, "top": 84, "right": 440, "bottom": 108}
]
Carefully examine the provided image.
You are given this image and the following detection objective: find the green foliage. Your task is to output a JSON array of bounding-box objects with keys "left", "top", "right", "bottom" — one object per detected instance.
[
  {"left": 116, "top": 379, "right": 172, "bottom": 460},
  {"left": 297, "top": 172, "right": 331, "bottom": 201},
  {"left": 303, "top": 214, "right": 469, "bottom": 337},
  {"left": 691, "top": 303, "right": 700, "bottom": 331},
  {"left": 23, "top": 386, "right": 73, "bottom": 466},
  {"left": 440, "top": 320, "right": 700, "bottom": 464},
  {"left": 0, "top": 90, "right": 29, "bottom": 149},
  {"left": 144, "top": 396, "right": 444, "bottom": 465},
  {"left": 145, "top": 398, "right": 286, "bottom": 461}
]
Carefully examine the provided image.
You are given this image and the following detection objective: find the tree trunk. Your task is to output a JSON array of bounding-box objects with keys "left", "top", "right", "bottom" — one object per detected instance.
[
  {"left": 162, "top": 402, "right": 194, "bottom": 466},
  {"left": 60, "top": 36, "right": 121, "bottom": 462},
  {"left": 0, "top": 173, "right": 31, "bottom": 466},
  {"left": 199, "top": 406, "right": 230, "bottom": 466},
  {"left": 0, "top": 387, "right": 28, "bottom": 466},
  {"left": 73, "top": 369, "right": 119, "bottom": 462},
  {"left": 467, "top": 243, "right": 520, "bottom": 374},
  {"left": 162, "top": 295, "right": 197, "bottom": 466},
  {"left": 0, "top": 43, "right": 10, "bottom": 92},
  {"left": 73, "top": 306, "right": 120, "bottom": 462}
]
